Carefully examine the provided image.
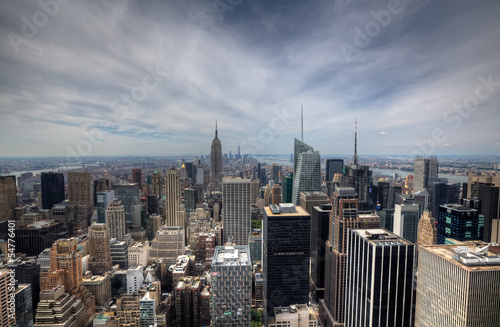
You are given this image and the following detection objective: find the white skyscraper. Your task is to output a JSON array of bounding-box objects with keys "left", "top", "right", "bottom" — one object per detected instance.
[
  {"left": 105, "top": 199, "right": 126, "bottom": 241},
  {"left": 223, "top": 178, "right": 251, "bottom": 245}
]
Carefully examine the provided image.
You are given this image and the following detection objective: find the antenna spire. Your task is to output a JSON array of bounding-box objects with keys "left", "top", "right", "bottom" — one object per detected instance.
[
  {"left": 301, "top": 106, "right": 304, "bottom": 142},
  {"left": 215, "top": 120, "right": 218, "bottom": 138},
  {"left": 354, "top": 118, "right": 358, "bottom": 165}
]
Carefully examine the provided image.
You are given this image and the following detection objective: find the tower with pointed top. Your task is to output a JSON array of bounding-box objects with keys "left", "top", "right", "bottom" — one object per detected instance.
[
  {"left": 210, "top": 121, "right": 223, "bottom": 192},
  {"left": 344, "top": 119, "right": 373, "bottom": 211}
]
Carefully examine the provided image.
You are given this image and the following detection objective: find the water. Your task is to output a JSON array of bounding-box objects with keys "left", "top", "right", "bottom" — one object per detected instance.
[
  {"left": 372, "top": 168, "right": 469, "bottom": 184},
  {"left": 3, "top": 165, "right": 85, "bottom": 179}
]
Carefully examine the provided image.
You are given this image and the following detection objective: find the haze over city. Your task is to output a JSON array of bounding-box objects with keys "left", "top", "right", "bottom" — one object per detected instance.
[{"left": 1, "top": 0, "right": 499, "bottom": 157}]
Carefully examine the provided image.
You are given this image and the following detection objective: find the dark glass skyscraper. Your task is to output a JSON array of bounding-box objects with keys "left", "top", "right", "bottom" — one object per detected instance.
[
  {"left": 310, "top": 204, "right": 331, "bottom": 302},
  {"left": 345, "top": 229, "right": 415, "bottom": 327},
  {"left": 41, "top": 172, "right": 65, "bottom": 210},
  {"left": 437, "top": 204, "right": 484, "bottom": 244},
  {"left": 325, "top": 159, "right": 343, "bottom": 182},
  {"left": 263, "top": 204, "right": 310, "bottom": 317}
]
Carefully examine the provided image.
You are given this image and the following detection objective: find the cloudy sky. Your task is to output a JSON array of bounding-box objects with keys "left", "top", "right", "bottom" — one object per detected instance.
[{"left": 1, "top": 0, "right": 499, "bottom": 158}]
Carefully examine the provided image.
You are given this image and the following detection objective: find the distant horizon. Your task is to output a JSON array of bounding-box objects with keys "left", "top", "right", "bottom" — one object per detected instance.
[{"left": 1, "top": 153, "right": 499, "bottom": 160}]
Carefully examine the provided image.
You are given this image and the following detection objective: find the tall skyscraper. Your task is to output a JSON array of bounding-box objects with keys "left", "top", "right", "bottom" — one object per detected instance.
[
  {"left": 151, "top": 170, "right": 161, "bottom": 197},
  {"left": 416, "top": 244, "right": 500, "bottom": 326},
  {"left": 41, "top": 172, "right": 65, "bottom": 210},
  {"left": 437, "top": 204, "right": 484, "bottom": 244},
  {"left": 272, "top": 164, "right": 280, "bottom": 183},
  {"left": 210, "top": 122, "right": 223, "bottom": 192},
  {"left": 344, "top": 120, "right": 373, "bottom": 211},
  {"left": 321, "top": 187, "right": 358, "bottom": 327},
  {"left": 0, "top": 270, "right": 17, "bottom": 326},
  {"left": 93, "top": 177, "right": 109, "bottom": 207},
  {"left": 292, "top": 147, "right": 321, "bottom": 206},
  {"left": 393, "top": 203, "right": 420, "bottom": 243},
  {"left": 131, "top": 168, "right": 142, "bottom": 187},
  {"left": 0, "top": 175, "right": 16, "bottom": 222},
  {"left": 281, "top": 173, "right": 293, "bottom": 203},
  {"left": 105, "top": 199, "right": 126, "bottom": 241},
  {"left": 96, "top": 189, "right": 115, "bottom": 224},
  {"left": 113, "top": 183, "right": 140, "bottom": 227},
  {"left": 222, "top": 178, "right": 251, "bottom": 245},
  {"left": 325, "top": 159, "right": 344, "bottom": 182},
  {"left": 88, "top": 223, "right": 112, "bottom": 275},
  {"left": 413, "top": 156, "right": 438, "bottom": 193},
  {"left": 345, "top": 229, "right": 415, "bottom": 327},
  {"left": 68, "top": 171, "right": 92, "bottom": 207},
  {"left": 166, "top": 167, "right": 182, "bottom": 227},
  {"left": 293, "top": 138, "right": 314, "bottom": 173},
  {"left": 40, "top": 238, "right": 95, "bottom": 326},
  {"left": 14, "top": 284, "right": 34, "bottom": 327},
  {"left": 263, "top": 204, "right": 310, "bottom": 317},
  {"left": 310, "top": 204, "right": 331, "bottom": 302},
  {"left": 417, "top": 209, "right": 438, "bottom": 247},
  {"left": 210, "top": 245, "right": 251, "bottom": 326}
]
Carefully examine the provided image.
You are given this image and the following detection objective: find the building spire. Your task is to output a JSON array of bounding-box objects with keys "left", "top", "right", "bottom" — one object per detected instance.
[
  {"left": 301, "top": 106, "right": 304, "bottom": 142},
  {"left": 215, "top": 120, "right": 218, "bottom": 139},
  {"left": 354, "top": 117, "right": 358, "bottom": 165}
]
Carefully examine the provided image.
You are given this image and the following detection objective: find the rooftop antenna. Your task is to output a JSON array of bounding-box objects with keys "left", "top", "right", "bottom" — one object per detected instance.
[
  {"left": 301, "top": 106, "right": 304, "bottom": 142},
  {"left": 425, "top": 133, "right": 428, "bottom": 158},
  {"left": 354, "top": 117, "right": 358, "bottom": 165},
  {"left": 215, "top": 119, "right": 218, "bottom": 138}
]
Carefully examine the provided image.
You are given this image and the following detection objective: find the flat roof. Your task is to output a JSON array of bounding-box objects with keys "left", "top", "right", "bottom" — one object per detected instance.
[
  {"left": 422, "top": 244, "right": 500, "bottom": 271},
  {"left": 354, "top": 229, "right": 412, "bottom": 246},
  {"left": 213, "top": 246, "right": 250, "bottom": 267},
  {"left": 264, "top": 205, "right": 309, "bottom": 217}
]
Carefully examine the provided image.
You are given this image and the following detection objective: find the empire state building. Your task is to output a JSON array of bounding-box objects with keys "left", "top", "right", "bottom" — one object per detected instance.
[{"left": 210, "top": 122, "right": 222, "bottom": 192}]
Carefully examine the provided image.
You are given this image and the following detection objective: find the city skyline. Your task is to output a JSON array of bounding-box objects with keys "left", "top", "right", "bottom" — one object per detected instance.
[{"left": 1, "top": 0, "right": 500, "bottom": 157}]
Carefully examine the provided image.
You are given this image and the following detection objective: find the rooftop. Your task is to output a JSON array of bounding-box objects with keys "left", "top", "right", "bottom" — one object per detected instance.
[
  {"left": 265, "top": 204, "right": 309, "bottom": 217},
  {"left": 422, "top": 244, "right": 500, "bottom": 271},
  {"left": 213, "top": 246, "right": 250, "bottom": 267},
  {"left": 355, "top": 229, "right": 412, "bottom": 246}
]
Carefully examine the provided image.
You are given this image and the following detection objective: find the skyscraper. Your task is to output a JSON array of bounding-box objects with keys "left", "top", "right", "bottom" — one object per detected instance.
[
  {"left": 0, "top": 175, "right": 16, "bottom": 222},
  {"left": 96, "top": 190, "right": 115, "bottom": 224},
  {"left": 417, "top": 209, "right": 438, "bottom": 247},
  {"left": 68, "top": 171, "right": 92, "bottom": 207},
  {"left": 263, "top": 204, "right": 310, "bottom": 317},
  {"left": 210, "top": 122, "right": 223, "bottom": 192},
  {"left": 310, "top": 204, "right": 331, "bottom": 302},
  {"left": 325, "top": 159, "right": 344, "bottom": 182},
  {"left": 321, "top": 187, "right": 358, "bottom": 327},
  {"left": 344, "top": 120, "right": 373, "bottom": 211},
  {"left": 150, "top": 170, "right": 161, "bottom": 197},
  {"left": 281, "top": 173, "right": 293, "bottom": 203},
  {"left": 41, "top": 172, "right": 65, "bottom": 210},
  {"left": 345, "top": 229, "right": 415, "bottom": 327},
  {"left": 166, "top": 167, "right": 182, "bottom": 227},
  {"left": 106, "top": 199, "right": 126, "bottom": 241},
  {"left": 0, "top": 270, "right": 17, "bottom": 326},
  {"left": 416, "top": 244, "right": 500, "bottom": 326},
  {"left": 292, "top": 147, "right": 321, "bottom": 206},
  {"left": 210, "top": 245, "right": 251, "bottom": 326},
  {"left": 293, "top": 138, "right": 314, "bottom": 173},
  {"left": 393, "top": 203, "right": 420, "bottom": 243},
  {"left": 222, "top": 178, "right": 251, "bottom": 245},
  {"left": 131, "top": 168, "right": 142, "bottom": 187},
  {"left": 88, "top": 223, "right": 112, "bottom": 275},
  {"left": 437, "top": 204, "right": 484, "bottom": 244},
  {"left": 40, "top": 238, "right": 95, "bottom": 326},
  {"left": 414, "top": 156, "right": 438, "bottom": 193}
]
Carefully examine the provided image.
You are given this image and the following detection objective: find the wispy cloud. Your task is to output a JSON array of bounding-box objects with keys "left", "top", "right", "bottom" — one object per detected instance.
[{"left": 0, "top": 0, "right": 499, "bottom": 157}]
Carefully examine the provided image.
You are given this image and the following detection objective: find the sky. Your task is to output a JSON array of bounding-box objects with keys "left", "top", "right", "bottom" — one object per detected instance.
[{"left": 0, "top": 0, "right": 499, "bottom": 158}]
